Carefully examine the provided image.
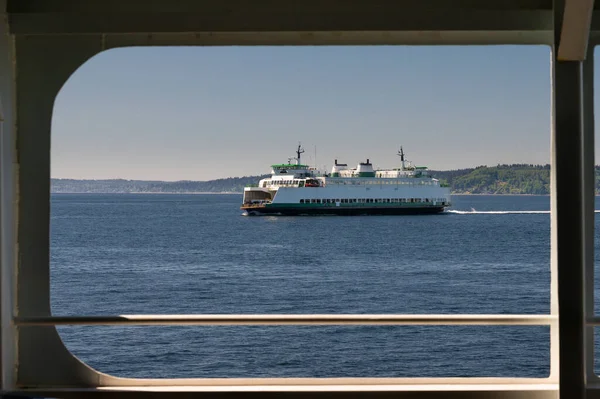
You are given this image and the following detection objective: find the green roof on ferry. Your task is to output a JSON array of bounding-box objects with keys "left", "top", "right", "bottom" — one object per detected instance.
[{"left": 271, "top": 164, "right": 310, "bottom": 168}]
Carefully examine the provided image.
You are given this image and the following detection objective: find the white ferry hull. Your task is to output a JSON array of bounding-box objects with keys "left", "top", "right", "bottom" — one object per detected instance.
[
  {"left": 241, "top": 145, "right": 451, "bottom": 216},
  {"left": 242, "top": 185, "right": 451, "bottom": 216}
]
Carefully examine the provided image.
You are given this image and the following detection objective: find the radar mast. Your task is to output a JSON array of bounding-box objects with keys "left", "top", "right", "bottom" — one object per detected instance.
[
  {"left": 397, "top": 146, "right": 406, "bottom": 170},
  {"left": 296, "top": 143, "right": 305, "bottom": 166}
]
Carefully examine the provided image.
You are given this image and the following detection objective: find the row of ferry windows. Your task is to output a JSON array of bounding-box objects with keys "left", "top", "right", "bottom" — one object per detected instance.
[
  {"left": 264, "top": 180, "right": 302, "bottom": 187},
  {"left": 299, "top": 198, "right": 447, "bottom": 204}
]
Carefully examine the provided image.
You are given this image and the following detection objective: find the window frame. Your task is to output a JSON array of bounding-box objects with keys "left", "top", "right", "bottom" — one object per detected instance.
[{"left": 1, "top": 4, "right": 597, "bottom": 397}]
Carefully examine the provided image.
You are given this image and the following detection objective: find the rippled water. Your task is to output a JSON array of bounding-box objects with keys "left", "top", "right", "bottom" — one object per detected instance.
[{"left": 49, "top": 194, "right": 584, "bottom": 378}]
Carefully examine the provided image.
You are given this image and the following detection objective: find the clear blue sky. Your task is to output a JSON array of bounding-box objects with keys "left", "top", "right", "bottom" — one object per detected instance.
[{"left": 51, "top": 45, "right": 585, "bottom": 181}]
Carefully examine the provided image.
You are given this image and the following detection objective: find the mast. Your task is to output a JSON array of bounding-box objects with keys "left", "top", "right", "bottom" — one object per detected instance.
[
  {"left": 296, "top": 143, "right": 305, "bottom": 166},
  {"left": 397, "top": 146, "right": 406, "bottom": 170}
]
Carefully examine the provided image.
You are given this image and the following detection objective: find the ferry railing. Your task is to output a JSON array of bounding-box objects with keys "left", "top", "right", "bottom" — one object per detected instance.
[
  {"left": 12, "top": 313, "right": 559, "bottom": 396},
  {"left": 242, "top": 202, "right": 272, "bottom": 207},
  {"left": 15, "top": 314, "right": 557, "bottom": 326}
]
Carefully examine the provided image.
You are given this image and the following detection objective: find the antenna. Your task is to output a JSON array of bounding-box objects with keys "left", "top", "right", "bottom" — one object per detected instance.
[
  {"left": 296, "top": 142, "right": 305, "bottom": 166},
  {"left": 314, "top": 145, "right": 317, "bottom": 170},
  {"left": 397, "top": 146, "right": 406, "bottom": 170}
]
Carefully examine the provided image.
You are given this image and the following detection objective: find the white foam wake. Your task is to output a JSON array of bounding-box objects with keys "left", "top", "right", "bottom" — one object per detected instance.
[
  {"left": 446, "top": 210, "right": 548, "bottom": 215},
  {"left": 446, "top": 209, "right": 600, "bottom": 215}
]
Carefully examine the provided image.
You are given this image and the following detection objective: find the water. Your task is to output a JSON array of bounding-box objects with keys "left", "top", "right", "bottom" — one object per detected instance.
[{"left": 50, "top": 194, "right": 576, "bottom": 379}]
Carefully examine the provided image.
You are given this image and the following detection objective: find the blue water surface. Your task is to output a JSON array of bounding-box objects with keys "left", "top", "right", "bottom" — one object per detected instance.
[{"left": 50, "top": 194, "right": 575, "bottom": 378}]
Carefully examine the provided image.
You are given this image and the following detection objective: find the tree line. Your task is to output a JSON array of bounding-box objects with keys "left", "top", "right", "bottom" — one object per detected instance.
[{"left": 50, "top": 165, "right": 600, "bottom": 195}]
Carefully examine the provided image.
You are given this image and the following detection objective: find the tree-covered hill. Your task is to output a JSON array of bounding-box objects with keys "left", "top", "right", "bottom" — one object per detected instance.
[
  {"left": 430, "top": 164, "right": 553, "bottom": 195},
  {"left": 50, "top": 165, "right": 600, "bottom": 195},
  {"left": 51, "top": 175, "right": 270, "bottom": 194}
]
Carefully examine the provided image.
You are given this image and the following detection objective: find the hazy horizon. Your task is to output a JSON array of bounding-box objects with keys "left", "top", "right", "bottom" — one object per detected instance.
[{"left": 50, "top": 45, "right": 596, "bottom": 181}]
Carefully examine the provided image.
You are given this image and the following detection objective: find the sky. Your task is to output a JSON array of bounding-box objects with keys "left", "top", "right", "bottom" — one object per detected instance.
[{"left": 51, "top": 45, "right": 574, "bottom": 181}]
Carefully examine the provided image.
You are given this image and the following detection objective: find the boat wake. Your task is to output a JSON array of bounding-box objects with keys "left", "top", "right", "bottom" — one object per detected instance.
[{"left": 446, "top": 209, "right": 600, "bottom": 215}]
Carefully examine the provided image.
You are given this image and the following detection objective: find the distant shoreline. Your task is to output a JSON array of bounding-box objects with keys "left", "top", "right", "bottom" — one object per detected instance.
[
  {"left": 51, "top": 191, "right": 241, "bottom": 195},
  {"left": 55, "top": 164, "right": 600, "bottom": 195},
  {"left": 50, "top": 192, "right": 554, "bottom": 196}
]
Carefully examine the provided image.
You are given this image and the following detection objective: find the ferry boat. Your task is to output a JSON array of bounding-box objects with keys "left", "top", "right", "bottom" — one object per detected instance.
[{"left": 241, "top": 145, "right": 451, "bottom": 216}]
